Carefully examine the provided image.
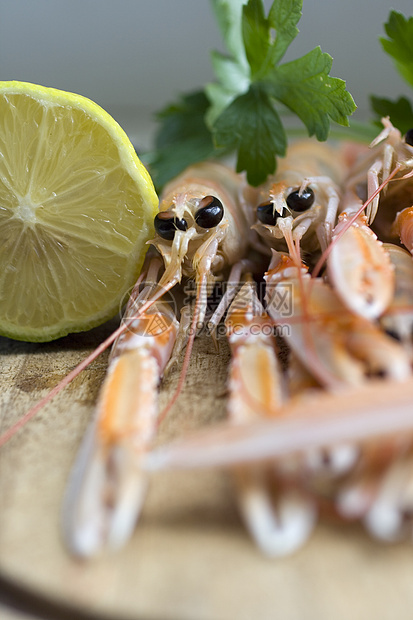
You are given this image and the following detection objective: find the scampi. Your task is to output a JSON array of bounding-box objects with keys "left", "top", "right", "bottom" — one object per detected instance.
[
  {"left": 141, "top": 141, "right": 413, "bottom": 555},
  {"left": 62, "top": 161, "right": 256, "bottom": 556},
  {"left": 224, "top": 277, "right": 316, "bottom": 556},
  {"left": 3, "top": 137, "right": 413, "bottom": 558},
  {"left": 62, "top": 258, "right": 178, "bottom": 557}
]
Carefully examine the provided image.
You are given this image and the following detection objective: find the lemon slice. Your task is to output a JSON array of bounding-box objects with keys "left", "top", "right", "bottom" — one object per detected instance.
[{"left": 0, "top": 81, "right": 158, "bottom": 342}]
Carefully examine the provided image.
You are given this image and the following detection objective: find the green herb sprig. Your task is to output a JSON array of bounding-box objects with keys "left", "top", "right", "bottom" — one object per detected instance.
[
  {"left": 150, "top": 0, "right": 356, "bottom": 189},
  {"left": 371, "top": 10, "right": 413, "bottom": 133}
]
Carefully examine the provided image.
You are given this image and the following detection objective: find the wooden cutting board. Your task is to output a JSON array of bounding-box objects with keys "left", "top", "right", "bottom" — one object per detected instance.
[{"left": 1, "top": 323, "right": 413, "bottom": 620}]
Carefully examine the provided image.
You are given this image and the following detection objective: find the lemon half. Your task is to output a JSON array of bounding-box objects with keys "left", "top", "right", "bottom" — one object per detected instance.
[{"left": 0, "top": 81, "right": 158, "bottom": 341}]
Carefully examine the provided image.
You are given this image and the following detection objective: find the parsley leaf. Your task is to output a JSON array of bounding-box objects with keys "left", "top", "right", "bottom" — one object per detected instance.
[
  {"left": 242, "top": 0, "right": 270, "bottom": 77},
  {"left": 267, "top": 47, "right": 355, "bottom": 141},
  {"left": 242, "top": 0, "right": 301, "bottom": 77},
  {"left": 370, "top": 95, "right": 413, "bottom": 135},
  {"left": 369, "top": 11, "right": 413, "bottom": 136},
  {"left": 267, "top": 0, "right": 302, "bottom": 65},
  {"left": 210, "top": 0, "right": 355, "bottom": 181},
  {"left": 150, "top": 91, "right": 225, "bottom": 190},
  {"left": 206, "top": 0, "right": 250, "bottom": 126},
  {"left": 151, "top": 0, "right": 356, "bottom": 188},
  {"left": 213, "top": 83, "right": 287, "bottom": 185},
  {"left": 380, "top": 11, "right": 413, "bottom": 88},
  {"left": 210, "top": 0, "right": 249, "bottom": 63},
  {"left": 205, "top": 50, "right": 250, "bottom": 126}
]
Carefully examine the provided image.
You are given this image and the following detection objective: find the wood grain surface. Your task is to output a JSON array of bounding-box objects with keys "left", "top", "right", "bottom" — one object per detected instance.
[{"left": 0, "top": 323, "right": 413, "bottom": 620}]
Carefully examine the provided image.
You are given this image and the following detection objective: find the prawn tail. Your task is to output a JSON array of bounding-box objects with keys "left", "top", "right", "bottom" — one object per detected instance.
[
  {"left": 62, "top": 271, "right": 178, "bottom": 557},
  {"left": 62, "top": 349, "right": 159, "bottom": 557}
]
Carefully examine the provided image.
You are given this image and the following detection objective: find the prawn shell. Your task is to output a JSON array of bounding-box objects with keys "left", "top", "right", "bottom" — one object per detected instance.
[
  {"left": 225, "top": 281, "right": 285, "bottom": 423},
  {"left": 273, "top": 140, "right": 346, "bottom": 186},
  {"left": 394, "top": 206, "right": 413, "bottom": 253},
  {"left": 327, "top": 218, "right": 395, "bottom": 319},
  {"left": 381, "top": 243, "right": 413, "bottom": 347}
]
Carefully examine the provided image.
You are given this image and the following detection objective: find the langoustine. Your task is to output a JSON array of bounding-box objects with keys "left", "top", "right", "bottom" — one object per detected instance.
[
  {"left": 224, "top": 277, "right": 317, "bottom": 556},
  {"left": 63, "top": 258, "right": 178, "bottom": 557},
  {"left": 249, "top": 137, "right": 395, "bottom": 320},
  {"left": 4, "top": 133, "right": 413, "bottom": 557},
  {"left": 61, "top": 160, "right": 256, "bottom": 556},
  {"left": 142, "top": 136, "right": 413, "bottom": 553}
]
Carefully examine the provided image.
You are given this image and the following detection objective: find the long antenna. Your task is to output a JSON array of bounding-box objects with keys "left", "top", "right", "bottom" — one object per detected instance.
[
  {"left": 156, "top": 274, "right": 205, "bottom": 427},
  {"left": 0, "top": 274, "right": 175, "bottom": 447}
]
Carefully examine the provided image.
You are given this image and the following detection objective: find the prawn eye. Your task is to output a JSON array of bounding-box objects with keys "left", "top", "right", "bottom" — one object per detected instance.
[
  {"left": 405, "top": 129, "right": 413, "bottom": 146},
  {"left": 286, "top": 187, "right": 315, "bottom": 212},
  {"left": 256, "top": 201, "right": 279, "bottom": 226},
  {"left": 195, "top": 196, "right": 224, "bottom": 228},
  {"left": 154, "top": 212, "right": 188, "bottom": 240}
]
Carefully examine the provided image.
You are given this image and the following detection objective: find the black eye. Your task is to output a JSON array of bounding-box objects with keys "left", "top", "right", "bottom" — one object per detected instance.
[
  {"left": 256, "top": 201, "right": 279, "bottom": 226},
  {"left": 405, "top": 129, "right": 413, "bottom": 146},
  {"left": 195, "top": 196, "right": 224, "bottom": 228},
  {"left": 154, "top": 212, "right": 188, "bottom": 240},
  {"left": 286, "top": 187, "right": 315, "bottom": 212},
  {"left": 385, "top": 328, "right": 402, "bottom": 342}
]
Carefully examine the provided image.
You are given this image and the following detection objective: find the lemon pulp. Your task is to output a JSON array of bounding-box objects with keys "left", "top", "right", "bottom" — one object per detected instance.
[{"left": 0, "top": 81, "right": 158, "bottom": 341}]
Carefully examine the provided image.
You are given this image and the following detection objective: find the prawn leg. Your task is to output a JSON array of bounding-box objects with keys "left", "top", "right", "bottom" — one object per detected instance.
[
  {"left": 346, "top": 118, "right": 413, "bottom": 225},
  {"left": 363, "top": 445, "right": 413, "bottom": 542},
  {"left": 393, "top": 206, "right": 413, "bottom": 255}
]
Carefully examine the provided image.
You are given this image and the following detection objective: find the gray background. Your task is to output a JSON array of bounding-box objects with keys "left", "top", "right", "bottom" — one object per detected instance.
[{"left": 1, "top": 0, "right": 412, "bottom": 148}]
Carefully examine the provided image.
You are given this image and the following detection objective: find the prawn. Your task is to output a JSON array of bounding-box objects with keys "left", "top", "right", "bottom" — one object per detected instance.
[
  {"left": 61, "top": 160, "right": 254, "bottom": 556},
  {"left": 393, "top": 204, "right": 413, "bottom": 254},
  {"left": 141, "top": 178, "right": 413, "bottom": 554},
  {"left": 0, "top": 160, "right": 255, "bottom": 558},
  {"left": 324, "top": 119, "right": 413, "bottom": 319},
  {"left": 331, "top": 244, "right": 413, "bottom": 540},
  {"left": 223, "top": 143, "right": 409, "bottom": 553},
  {"left": 380, "top": 243, "right": 413, "bottom": 356},
  {"left": 224, "top": 277, "right": 316, "bottom": 556},
  {"left": 250, "top": 138, "right": 396, "bottom": 319},
  {"left": 264, "top": 250, "right": 410, "bottom": 388},
  {"left": 264, "top": 244, "right": 408, "bottom": 499},
  {"left": 62, "top": 257, "right": 178, "bottom": 557},
  {"left": 144, "top": 374, "right": 413, "bottom": 548}
]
